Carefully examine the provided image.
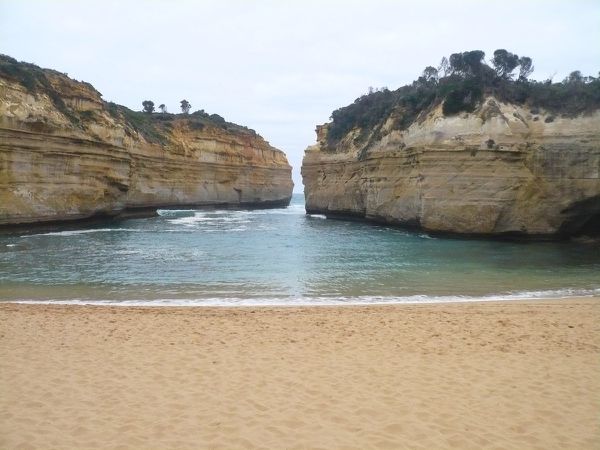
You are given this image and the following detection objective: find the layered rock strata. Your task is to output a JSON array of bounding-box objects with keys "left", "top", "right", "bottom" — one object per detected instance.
[
  {"left": 302, "top": 98, "right": 600, "bottom": 238},
  {"left": 0, "top": 59, "right": 293, "bottom": 225}
]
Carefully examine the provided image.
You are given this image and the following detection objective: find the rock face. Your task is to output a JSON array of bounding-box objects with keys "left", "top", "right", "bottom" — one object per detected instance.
[
  {"left": 302, "top": 98, "right": 600, "bottom": 238},
  {"left": 0, "top": 59, "right": 293, "bottom": 226}
]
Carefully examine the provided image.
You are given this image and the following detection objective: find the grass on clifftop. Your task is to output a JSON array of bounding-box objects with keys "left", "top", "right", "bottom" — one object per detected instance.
[
  {"left": 0, "top": 54, "right": 93, "bottom": 125},
  {"left": 326, "top": 49, "right": 600, "bottom": 148},
  {"left": 104, "top": 105, "right": 258, "bottom": 145},
  {"left": 0, "top": 54, "right": 259, "bottom": 144}
]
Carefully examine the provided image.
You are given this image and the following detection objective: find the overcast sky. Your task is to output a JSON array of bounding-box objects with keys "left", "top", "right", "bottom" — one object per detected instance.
[{"left": 1, "top": 0, "right": 599, "bottom": 190}]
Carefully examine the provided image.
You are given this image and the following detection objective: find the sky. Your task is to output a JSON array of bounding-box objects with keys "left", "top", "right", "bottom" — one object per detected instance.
[{"left": 1, "top": 0, "right": 599, "bottom": 191}]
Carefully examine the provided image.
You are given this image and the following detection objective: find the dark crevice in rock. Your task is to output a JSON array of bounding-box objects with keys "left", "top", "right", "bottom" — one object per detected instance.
[{"left": 560, "top": 195, "right": 600, "bottom": 237}]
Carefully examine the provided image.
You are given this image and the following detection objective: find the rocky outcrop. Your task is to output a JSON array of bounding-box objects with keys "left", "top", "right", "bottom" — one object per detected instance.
[
  {"left": 302, "top": 98, "right": 600, "bottom": 238},
  {"left": 0, "top": 57, "right": 293, "bottom": 226}
]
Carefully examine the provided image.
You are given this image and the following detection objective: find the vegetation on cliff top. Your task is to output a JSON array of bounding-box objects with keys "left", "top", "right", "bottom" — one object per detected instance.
[
  {"left": 326, "top": 49, "right": 600, "bottom": 148},
  {"left": 0, "top": 54, "right": 258, "bottom": 144},
  {"left": 105, "top": 102, "right": 253, "bottom": 145},
  {"left": 0, "top": 54, "right": 95, "bottom": 125}
]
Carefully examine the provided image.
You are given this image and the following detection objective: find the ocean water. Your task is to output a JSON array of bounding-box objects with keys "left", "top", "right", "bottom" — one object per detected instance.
[{"left": 1, "top": 194, "right": 599, "bottom": 306}]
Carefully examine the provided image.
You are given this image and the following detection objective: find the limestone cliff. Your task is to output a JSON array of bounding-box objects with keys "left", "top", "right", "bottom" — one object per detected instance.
[
  {"left": 302, "top": 98, "right": 600, "bottom": 238},
  {"left": 0, "top": 56, "right": 293, "bottom": 226}
]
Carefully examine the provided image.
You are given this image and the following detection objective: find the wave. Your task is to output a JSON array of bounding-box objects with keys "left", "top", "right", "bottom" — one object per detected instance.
[
  {"left": 246, "top": 205, "right": 306, "bottom": 215},
  {"left": 163, "top": 206, "right": 304, "bottom": 227},
  {"left": 158, "top": 203, "right": 306, "bottom": 218},
  {"left": 7, "top": 288, "right": 600, "bottom": 308},
  {"left": 167, "top": 213, "right": 252, "bottom": 227},
  {"left": 156, "top": 209, "right": 196, "bottom": 217},
  {"left": 22, "top": 228, "right": 141, "bottom": 238}
]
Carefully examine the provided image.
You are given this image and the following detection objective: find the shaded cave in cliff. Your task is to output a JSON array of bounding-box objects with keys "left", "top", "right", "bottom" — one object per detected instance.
[
  {"left": 575, "top": 213, "right": 600, "bottom": 237},
  {"left": 560, "top": 196, "right": 600, "bottom": 238}
]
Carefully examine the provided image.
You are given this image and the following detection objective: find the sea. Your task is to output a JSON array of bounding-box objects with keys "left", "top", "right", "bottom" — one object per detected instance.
[{"left": 1, "top": 194, "right": 599, "bottom": 306}]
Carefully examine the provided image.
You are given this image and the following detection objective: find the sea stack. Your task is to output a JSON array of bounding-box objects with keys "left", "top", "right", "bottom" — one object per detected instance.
[
  {"left": 0, "top": 55, "right": 293, "bottom": 226},
  {"left": 302, "top": 51, "right": 600, "bottom": 238}
]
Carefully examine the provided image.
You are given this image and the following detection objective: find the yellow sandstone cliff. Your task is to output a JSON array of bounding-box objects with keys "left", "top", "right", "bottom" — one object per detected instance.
[
  {"left": 302, "top": 98, "right": 600, "bottom": 237},
  {"left": 0, "top": 57, "right": 293, "bottom": 225}
]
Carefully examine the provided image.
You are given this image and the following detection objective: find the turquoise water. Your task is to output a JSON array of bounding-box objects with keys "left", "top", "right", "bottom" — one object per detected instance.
[{"left": 1, "top": 194, "right": 599, "bottom": 305}]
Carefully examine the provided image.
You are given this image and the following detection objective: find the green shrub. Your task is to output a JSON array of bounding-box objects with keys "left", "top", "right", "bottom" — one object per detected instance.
[
  {"left": 0, "top": 54, "right": 80, "bottom": 125},
  {"left": 326, "top": 49, "right": 600, "bottom": 149}
]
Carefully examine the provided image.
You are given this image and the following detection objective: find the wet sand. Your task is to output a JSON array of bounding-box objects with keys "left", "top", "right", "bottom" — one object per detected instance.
[{"left": 1, "top": 298, "right": 599, "bottom": 449}]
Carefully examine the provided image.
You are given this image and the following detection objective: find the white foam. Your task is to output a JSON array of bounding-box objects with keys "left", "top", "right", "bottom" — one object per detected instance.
[
  {"left": 22, "top": 228, "right": 141, "bottom": 238},
  {"left": 157, "top": 205, "right": 306, "bottom": 228},
  {"left": 7, "top": 288, "right": 600, "bottom": 308},
  {"left": 244, "top": 205, "right": 306, "bottom": 216},
  {"left": 156, "top": 209, "right": 196, "bottom": 217},
  {"left": 113, "top": 249, "right": 142, "bottom": 255},
  {"left": 168, "top": 212, "right": 252, "bottom": 226},
  {"left": 167, "top": 215, "right": 201, "bottom": 226}
]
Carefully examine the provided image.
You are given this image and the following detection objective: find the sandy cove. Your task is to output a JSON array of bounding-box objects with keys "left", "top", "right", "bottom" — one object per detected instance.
[{"left": 0, "top": 298, "right": 598, "bottom": 450}]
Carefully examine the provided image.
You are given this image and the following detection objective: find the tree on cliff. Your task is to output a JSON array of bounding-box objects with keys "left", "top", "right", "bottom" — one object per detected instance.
[
  {"left": 324, "top": 48, "right": 599, "bottom": 149},
  {"left": 180, "top": 99, "right": 191, "bottom": 114},
  {"left": 438, "top": 57, "right": 450, "bottom": 77},
  {"left": 448, "top": 50, "right": 486, "bottom": 78},
  {"left": 492, "top": 49, "right": 520, "bottom": 79},
  {"left": 566, "top": 70, "right": 583, "bottom": 83},
  {"left": 421, "top": 66, "right": 439, "bottom": 84},
  {"left": 158, "top": 103, "right": 167, "bottom": 113},
  {"left": 518, "top": 56, "right": 534, "bottom": 80},
  {"left": 142, "top": 100, "right": 155, "bottom": 114}
]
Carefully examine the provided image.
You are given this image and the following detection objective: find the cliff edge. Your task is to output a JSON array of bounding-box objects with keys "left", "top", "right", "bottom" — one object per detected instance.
[
  {"left": 302, "top": 51, "right": 600, "bottom": 238},
  {"left": 0, "top": 55, "right": 293, "bottom": 226}
]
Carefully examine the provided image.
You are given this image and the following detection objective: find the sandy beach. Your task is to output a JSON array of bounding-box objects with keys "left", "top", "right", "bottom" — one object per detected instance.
[{"left": 0, "top": 298, "right": 598, "bottom": 449}]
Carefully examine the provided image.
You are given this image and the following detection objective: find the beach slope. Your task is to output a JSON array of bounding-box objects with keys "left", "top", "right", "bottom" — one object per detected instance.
[{"left": 1, "top": 299, "right": 598, "bottom": 449}]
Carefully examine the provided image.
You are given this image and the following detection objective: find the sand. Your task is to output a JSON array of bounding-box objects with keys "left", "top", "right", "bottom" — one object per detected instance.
[{"left": 0, "top": 298, "right": 599, "bottom": 450}]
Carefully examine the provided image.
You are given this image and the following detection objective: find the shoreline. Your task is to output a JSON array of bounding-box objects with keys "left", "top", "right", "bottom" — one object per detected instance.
[
  {"left": 1, "top": 297, "right": 598, "bottom": 449},
  {"left": 4, "top": 292, "right": 600, "bottom": 308}
]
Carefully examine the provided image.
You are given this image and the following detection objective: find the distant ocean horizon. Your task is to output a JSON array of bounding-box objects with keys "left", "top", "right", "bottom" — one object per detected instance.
[{"left": 2, "top": 194, "right": 599, "bottom": 306}]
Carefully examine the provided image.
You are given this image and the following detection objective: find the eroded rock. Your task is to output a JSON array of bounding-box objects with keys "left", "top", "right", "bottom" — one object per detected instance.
[
  {"left": 302, "top": 98, "right": 600, "bottom": 238},
  {"left": 0, "top": 61, "right": 293, "bottom": 225}
]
